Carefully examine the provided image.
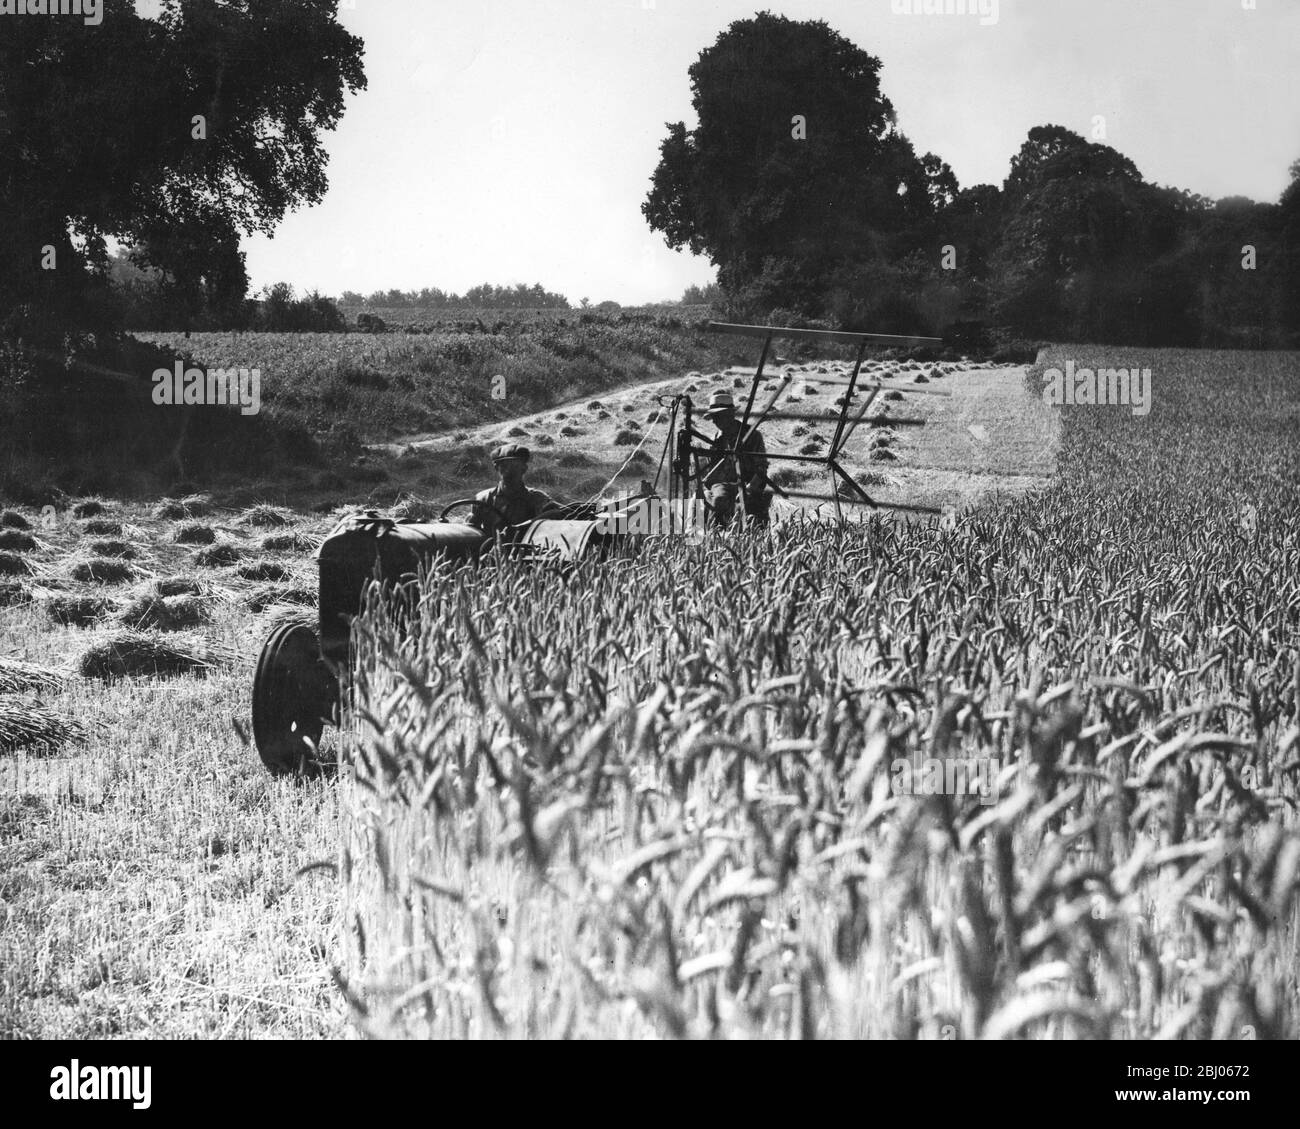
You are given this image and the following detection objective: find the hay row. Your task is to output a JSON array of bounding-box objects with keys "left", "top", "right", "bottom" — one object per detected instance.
[
  {"left": 0, "top": 657, "right": 67, "bottom": 695},
  {"left": 0, "top": 700, "right": 87, "bottom": 757},
  {"left": 78, "top": 630, "right": 227, "bottom": 682}
]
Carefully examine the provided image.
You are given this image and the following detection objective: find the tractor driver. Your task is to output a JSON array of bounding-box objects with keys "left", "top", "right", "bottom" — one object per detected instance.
[
  {"left": 701, "top": 391, "right": 772, "bottom": 528},
  {"left": 470, "top": 443, "right": 564, "bottom": 536}
]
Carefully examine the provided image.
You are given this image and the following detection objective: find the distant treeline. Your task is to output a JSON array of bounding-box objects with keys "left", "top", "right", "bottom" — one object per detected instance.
[
  {"left": 108, "top": 260, "right": 725, "bottom": 332},
  {"left": 110, "top": 263, "right": 579, "bottom": 331},
  {"left": 338, "top": 283, "right": 572, "bottom": 310},
  {"left": 336, "top": 282, "right": 727, "bottom": 312},
  {"left": 110, "top": 261, "right": 351, "bottom": 332}
]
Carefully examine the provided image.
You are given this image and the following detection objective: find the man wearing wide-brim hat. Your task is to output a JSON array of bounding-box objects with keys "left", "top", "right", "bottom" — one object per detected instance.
[
  {"left": 471, "top": 443, "right": 563, "bottom": 536},
  {"left": 701, "top": 390, "right": 771, "bottom": 528}
]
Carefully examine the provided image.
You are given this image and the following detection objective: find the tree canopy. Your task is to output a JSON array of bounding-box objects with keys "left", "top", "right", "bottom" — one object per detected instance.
[
  {"left": 643, "top": 13, "right": 941, "bottom": 313},
  {"left": 0, "top": 0, "right": 366, "bottom": 345},
  {"left": 646, "top": 18, "right": 1297, "bottom": 348}
]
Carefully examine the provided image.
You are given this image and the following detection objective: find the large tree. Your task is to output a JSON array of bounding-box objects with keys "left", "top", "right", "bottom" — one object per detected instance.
[
  {"left": 0, "top": 0, "right": 366, "bottom": 347},
  {"left": 642, "top": 13, "right": 929, "bottom": 312}
]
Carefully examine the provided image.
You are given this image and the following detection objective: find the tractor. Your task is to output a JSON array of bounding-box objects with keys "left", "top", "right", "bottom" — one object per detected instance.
[{"left": 250, "top": 500, "right": 630, "bottom": 775}]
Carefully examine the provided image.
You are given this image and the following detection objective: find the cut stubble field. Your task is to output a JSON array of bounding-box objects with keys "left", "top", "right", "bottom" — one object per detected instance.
[
  {"left": 1, "top": 345, "right": 1297, "bottom": 1039},
  {"left": 372, "top": 354, "right": 1051, "bottom": 521}
]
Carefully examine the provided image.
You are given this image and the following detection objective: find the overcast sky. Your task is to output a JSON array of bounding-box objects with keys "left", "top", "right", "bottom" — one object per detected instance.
[{"left": 178, "top": 0, "right": 1300, "bottom": 305}]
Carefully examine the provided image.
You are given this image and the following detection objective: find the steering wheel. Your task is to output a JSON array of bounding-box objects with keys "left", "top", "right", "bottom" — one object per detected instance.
[{"left": 439, "top": 498, "right": 512, "bottom": 526}]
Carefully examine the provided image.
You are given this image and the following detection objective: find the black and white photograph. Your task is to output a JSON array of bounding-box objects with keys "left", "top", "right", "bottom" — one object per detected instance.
[{"left": 1, "top": 0, "right": 1298, "bottom": 1081}]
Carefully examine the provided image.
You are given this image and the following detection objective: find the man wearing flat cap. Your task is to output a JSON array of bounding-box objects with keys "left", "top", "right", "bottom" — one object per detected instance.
[
  {"left": 471, "top": 443, "right": 562, "bottom": 536},
  {"left": 701, "top": 390, "right": 771, "bottom": 528}
]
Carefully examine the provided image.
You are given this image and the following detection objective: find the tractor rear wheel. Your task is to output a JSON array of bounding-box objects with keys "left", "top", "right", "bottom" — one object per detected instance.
[{"left": 252, "top": 619, "right": 337, "bottom": 777}]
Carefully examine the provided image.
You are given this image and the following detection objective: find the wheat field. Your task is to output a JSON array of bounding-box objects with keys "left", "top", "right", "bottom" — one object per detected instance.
[
  {"left": 339, "top": 347, "right": 1299, "bottom": 1039},
  {"left": 1, "top": 346, "right": 1296, "bottom": 1039}
]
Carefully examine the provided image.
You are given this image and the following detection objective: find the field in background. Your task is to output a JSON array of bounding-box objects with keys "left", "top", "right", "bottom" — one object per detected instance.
[
  {"left": 1, "top": 347, "right": 1297, "bottom": 1038},
  {"left": 11, "top": 308, "right": 1003, "bottom": 507},
  {"left": 4, "top": 311, "right": 760, "bottom": 507},
  {"left": 139, "top": 309, "right": 754, "bottom": 447},
  {"left": 335, "top": 304, "right": 717, "bottom": 331}
]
